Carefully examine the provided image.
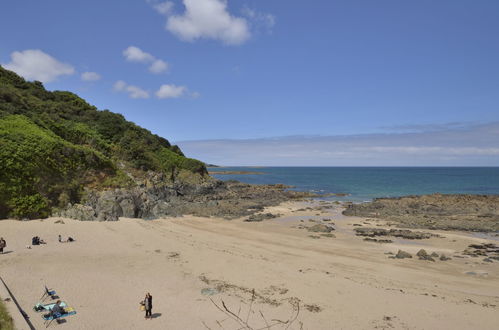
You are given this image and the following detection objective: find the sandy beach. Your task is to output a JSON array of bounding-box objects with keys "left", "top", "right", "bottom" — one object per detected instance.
[{"left": 0, "top": 201, "right": 498, "bottom": 329}]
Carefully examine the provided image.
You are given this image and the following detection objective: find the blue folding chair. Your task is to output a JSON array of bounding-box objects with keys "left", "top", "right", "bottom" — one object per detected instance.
[{"left": 40, "top": 286, "right": 57, "bottom": 302}]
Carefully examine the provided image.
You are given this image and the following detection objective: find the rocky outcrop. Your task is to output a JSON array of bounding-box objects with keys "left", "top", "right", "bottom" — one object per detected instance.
[
  {"left": 416, "top": 249, "right": 435, "bottom": 261},
  {"left": 354, "top": 228, "right": 434, "bottom": 239},
  {"left": 56, "top": 175, "right": 315, "bottom": 221},
  {"left": 245, "top": 213, "right": 280, "bottom": 222},
  {"left": 307, "top": 224, "right": 335, "bottom": 233},
  {"left": 343, "top": 194, "right": 499, "bottom": 232},
  {"left": 395, "top": 250, "right": 412, "bottom": 259},
  {"left": 363, "top": 238, "right": 393, "bottom": 243},
  {"left": 462, "top": 243, "right": 499, "bottom": 260}
]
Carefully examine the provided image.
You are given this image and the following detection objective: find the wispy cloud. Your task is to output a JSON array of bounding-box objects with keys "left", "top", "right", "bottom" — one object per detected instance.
[
  {"left": 123, "top": 46, "right": 169, "bottom": 74},
  {"left": 81, "top": 71, "right": 101, "bottom": 81},
  {"left": 113, "top": 80, "right": 150, "bottom": 99},
  {"left": 241, "top": 6, "right": 276, "bottom": 34},
  {"left": 176, "top": 122, "right": 499, "bottom": 166},
  {"left": 3, "top": 49, "right": 74, "bottom": 83}
]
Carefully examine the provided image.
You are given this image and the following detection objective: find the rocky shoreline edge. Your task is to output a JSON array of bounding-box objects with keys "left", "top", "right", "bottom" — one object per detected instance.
[
  {"left": 343, "top": 194, "right": 499, "bottom": 232},
  {"left": 56, "top": 176, "right": 315, "bottom": 221},
  {"left": 55, "top": 174, "right": 499, "bottom": 234}
]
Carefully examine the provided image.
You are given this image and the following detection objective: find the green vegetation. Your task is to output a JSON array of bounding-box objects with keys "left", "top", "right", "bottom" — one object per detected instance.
[
  {"left": 0, "top": 297, "right": 14, "bottom": 330},
  {"left": 0, "top": 66, "right": 207, "bottom": 219}
]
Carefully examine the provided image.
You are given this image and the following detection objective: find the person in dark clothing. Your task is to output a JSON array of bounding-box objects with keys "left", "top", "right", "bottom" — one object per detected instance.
[
  {"left": 0, "top": 237, "right": 6, "bottom": 254},
  {"left": 144, "top": 293, "right": 152, "bottom": 319},
  {"left": 44, "top": 300, "right": 65, "bottom": 318}
]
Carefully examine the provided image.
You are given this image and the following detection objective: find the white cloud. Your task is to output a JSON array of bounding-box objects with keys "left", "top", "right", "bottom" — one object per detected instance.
[
  {"left": 3, "top": 49, "right": 75, "bottom": 83},
  {"left": 123, "top": 46, "right": 169, "bottom": 74},
  {"left": 149, "top": 59, "right": 168, "bottom": 73},
  {"left": 113, "top": 80, "right": 150, "bottom": 99},
  {"left": 123, "top": 46, "right": 155, "bottom": 63},
  {"left": 156, "top": 84, "right": 186, "bottom": 99},
  {"left": 81, "top": 71, "right": 101, "bottom": 81},
  {"left": 165, "top": 0, "right": 250, "bottom": 45}
]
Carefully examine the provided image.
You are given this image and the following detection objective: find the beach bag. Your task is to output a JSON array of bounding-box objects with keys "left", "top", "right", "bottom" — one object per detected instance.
[{"left": 139, "top": 302, "right": 145, "bottom": 311}]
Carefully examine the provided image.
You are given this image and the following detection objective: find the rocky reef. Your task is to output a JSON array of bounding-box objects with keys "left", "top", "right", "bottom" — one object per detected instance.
[
  {"left": 354, "top": 227, "right": 435, "bottom": 239},
  {"left": 57, "top": 174, "right": 314, "bottom": 221},
  {"left": 343, "top": 194, "right": 499, "bottom": 232}
]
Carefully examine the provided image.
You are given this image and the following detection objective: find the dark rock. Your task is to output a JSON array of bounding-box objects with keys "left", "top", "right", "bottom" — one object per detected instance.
[
  {"left": 440, "top": 255, "right": 452, "bottom": 261},
  {"left": 417, "top": 249, "right": 435, "bottom": 261},
  {"left": 363, "top": 238, "right": 392, "bottom": 243},
  {"left": 354, "top": 227, "right": 433, "bottom": 240},
  {"left": 245, "top": 213, "right": 279, "bottom": 222},
  {"left": 308, "top": 224, "right": 335, "bottom": 233},
  {"left": 395, "top": 250, "right": 412, "bottom": 259}
]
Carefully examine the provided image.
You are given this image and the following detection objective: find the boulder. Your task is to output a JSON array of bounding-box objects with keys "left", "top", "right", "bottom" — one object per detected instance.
[
  {"left": 416, "top": 249, "right": 435, "bottom": 261},
  {"left": 395, "top": 250, "right": 412, "bottom": 259},
  {"left": 308, "top": 224, "right": 335, "bottom": 233}
]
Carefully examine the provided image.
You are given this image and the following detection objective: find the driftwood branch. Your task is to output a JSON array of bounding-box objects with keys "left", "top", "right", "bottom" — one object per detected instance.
[{"left": 206, "top": 290, "right": 303, "bottom": 330}]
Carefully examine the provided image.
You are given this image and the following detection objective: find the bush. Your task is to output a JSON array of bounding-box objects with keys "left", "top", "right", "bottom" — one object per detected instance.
[{"left": 0, "top": 297, "right": 14, "bottom": 330}]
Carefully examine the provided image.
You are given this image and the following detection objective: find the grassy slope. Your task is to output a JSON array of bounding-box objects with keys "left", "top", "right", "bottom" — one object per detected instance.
[
  {"left": 0, "top": 66, "right": 207, "bottom": 219},
  {"left": 0, "top": 297, "right": 14, "bottom": 330}
]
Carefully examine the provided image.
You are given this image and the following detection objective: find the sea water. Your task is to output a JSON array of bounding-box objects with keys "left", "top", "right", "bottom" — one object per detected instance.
[{"left": 209, "top": 167, "right": 499, "bottom": 202}]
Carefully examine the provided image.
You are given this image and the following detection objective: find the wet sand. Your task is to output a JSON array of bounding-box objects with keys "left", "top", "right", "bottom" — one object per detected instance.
[{"left": 0, "top": 201, "right": 498, "bottom": 329}]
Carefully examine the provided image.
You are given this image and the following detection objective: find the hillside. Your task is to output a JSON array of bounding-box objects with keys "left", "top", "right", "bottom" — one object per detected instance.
[{"left": 0, "top": 65, "right": 206, "bottom": 219}]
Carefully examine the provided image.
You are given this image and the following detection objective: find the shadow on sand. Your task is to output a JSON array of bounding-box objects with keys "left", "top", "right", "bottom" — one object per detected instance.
[{"left": 151, "top": 313, "right": 162, "bottom": 319}]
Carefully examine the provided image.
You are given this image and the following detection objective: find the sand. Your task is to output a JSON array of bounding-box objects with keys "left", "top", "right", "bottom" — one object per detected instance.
[{"left": 0, "top": 201, "right": 498, "bottom": 329}]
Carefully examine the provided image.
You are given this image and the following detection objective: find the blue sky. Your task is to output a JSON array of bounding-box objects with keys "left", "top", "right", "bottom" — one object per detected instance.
[{"left": 1, "top": 0, "right": 499, "bottom": 165}]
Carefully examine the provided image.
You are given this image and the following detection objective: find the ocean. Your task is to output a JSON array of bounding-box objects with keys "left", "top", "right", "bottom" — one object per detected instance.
[{"left": 209, "top": 167, "right": 499, "bottom": 202}]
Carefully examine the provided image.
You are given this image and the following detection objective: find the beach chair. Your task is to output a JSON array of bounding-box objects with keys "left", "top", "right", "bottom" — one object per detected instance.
[
  {"left": 33, "top": 301, "right": 67, "bottom": 312},
  {"left": 40, "top": 286, "right": 57, "bottom": 302},
  {"left": 42, "top": 306, "right": 76, "bottom": 328}
]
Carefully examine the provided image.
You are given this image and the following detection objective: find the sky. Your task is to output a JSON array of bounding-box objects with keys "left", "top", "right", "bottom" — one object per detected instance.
[{"left": 1, "top": 0, "right": 498, "bottom": 166}]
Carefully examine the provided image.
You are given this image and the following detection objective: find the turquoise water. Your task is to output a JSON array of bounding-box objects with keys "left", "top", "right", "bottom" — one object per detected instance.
[{"left": 210, "top": 167, "right": 499, "bottom": 202}]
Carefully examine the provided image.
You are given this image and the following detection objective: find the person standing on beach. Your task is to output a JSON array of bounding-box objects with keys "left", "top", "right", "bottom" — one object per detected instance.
[
  {"left": 144, "top": 293, "right": 152, "bottom": 319},
  {"left": 0, "top": 237, "right": 6, "bottom": 254}
]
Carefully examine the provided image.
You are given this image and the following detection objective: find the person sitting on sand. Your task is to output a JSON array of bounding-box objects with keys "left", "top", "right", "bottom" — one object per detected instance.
[
  {"left": 67, "top": 236, "right": 74, "bottom": 242},
  {"left": 0, "top": 237, "right": 6, "bottom": 254},
  {"left": 32, "top": 236, "right": 40, "bottom": 245},
  {"left": 44, "top": 300, "right": 65, "bottom": 318},
  {"left": 58, "top": 235, "right": 63, "bottom": 243}
]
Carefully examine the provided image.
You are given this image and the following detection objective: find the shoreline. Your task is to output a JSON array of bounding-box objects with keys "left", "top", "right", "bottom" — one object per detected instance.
[{"left": 0, "top": 200, "right": 498, "bottom": 329}]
